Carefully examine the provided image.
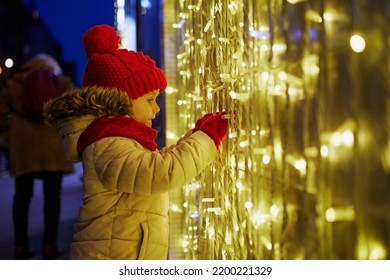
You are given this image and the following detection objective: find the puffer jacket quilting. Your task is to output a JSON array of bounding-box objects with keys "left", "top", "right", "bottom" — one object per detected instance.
[{"left": 44, "top": 87, "right": 218, "bottom": 259}]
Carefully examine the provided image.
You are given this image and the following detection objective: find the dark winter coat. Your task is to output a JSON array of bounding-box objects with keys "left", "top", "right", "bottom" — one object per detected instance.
[{"left": 0, "top": 54, "right": 74, "bottom": 176}]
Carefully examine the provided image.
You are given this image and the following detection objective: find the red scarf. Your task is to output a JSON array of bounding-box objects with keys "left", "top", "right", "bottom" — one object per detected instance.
[{"left": 77, "top": 116, "right": 158, "bottom": 155}]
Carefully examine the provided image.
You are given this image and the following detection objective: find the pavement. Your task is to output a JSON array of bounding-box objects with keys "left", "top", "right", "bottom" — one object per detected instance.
[{"left": 0, "top": 161, "right": 83, "bottom": 260}]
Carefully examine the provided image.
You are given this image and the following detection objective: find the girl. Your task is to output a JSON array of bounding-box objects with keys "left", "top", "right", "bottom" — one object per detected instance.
[{"left": 44, "top": 24, "right": 228, "bottom": 260}]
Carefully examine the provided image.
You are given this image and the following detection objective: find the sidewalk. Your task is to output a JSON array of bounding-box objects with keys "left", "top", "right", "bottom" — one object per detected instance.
[{"left": 0, "top": 162, "right": 83, "bottom": 260}]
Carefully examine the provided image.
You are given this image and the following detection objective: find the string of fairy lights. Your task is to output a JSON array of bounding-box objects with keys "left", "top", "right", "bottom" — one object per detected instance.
[{"left": 117, "top": 0, "right": 390, "bottom": 259}]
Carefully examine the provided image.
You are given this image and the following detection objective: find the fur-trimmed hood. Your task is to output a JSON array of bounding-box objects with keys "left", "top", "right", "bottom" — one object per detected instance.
[
  {"left": 43, "top": 86, "right": 132, "bottom": 162},
  {"left": 44, "top": 85, "right": 132, "bottom": 126}
]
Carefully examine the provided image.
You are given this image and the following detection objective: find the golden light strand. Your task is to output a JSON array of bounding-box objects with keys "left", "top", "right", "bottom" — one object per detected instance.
[{"left": 163, "top": 0, "right": 390, "bottom": 260}]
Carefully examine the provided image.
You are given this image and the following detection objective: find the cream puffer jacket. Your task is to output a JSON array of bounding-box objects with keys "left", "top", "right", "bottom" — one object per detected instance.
[{"left": 44, "top": 86, "right": 218, "bottom": 259}]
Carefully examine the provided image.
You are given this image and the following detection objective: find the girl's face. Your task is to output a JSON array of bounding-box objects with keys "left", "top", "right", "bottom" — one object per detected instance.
[{"left": 131, "top": 90, "right": 160, "bottom": 127}]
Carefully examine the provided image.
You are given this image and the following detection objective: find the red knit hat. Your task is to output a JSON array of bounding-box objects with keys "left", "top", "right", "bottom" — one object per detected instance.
[{"left": 82, "top": 24, "right": 167, "bottom": 100}]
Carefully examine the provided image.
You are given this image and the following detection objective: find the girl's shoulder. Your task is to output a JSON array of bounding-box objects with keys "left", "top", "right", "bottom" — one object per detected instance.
[{"left": 91, "top": 136, "right": 147, "bottom": 154}]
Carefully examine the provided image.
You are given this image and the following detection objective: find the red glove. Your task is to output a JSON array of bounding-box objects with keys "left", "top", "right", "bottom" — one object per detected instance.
[
  {"left": 195, "top": 112, "right": 228, "bottom": 149},
  {"left": 193, "top": 113, "right": 213, "bottom": 133}
]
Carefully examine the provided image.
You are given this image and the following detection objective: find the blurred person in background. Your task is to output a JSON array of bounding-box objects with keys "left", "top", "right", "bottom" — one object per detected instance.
[{"left": 0, "top": 54, "right": 75, "bottom": 259}]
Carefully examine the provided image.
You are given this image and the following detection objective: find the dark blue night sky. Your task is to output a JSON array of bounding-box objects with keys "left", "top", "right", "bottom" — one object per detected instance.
[
  {"left": 23, "top": 0, "right": 115, "bottom": 86},
  {"left": 21, "top": 0, "right": 166, "bottom": 147}
]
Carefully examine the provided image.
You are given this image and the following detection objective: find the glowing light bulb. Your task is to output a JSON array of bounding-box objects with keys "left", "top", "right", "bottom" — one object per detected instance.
[
  {"left": 302, "top": 54, "right": 320, "bottom": 76},
  {"left": 236, "top": 180, "right": 244, "bottom": 190},
  {"left": 251, "top": 212, "right": 267, "bottom": 228},
  {"left": 249, "top": 30, "right": 270, "bottom": 40},
  {"left": 278, "top": 71, "right": 287, "bottom": 81},
  {"left": 182, "top": 239, "right": 190, "bottom": 248},
  {"left": 320, "top": 145, "right": 329, "bottom": 158},
  {"left": 225, "top": 231, "right": 232, "bottom": 244},
  {"left": 270, "top": 204, "right": 279, "bottom": 218},
  {"left": 330, "top": 132, "right": 343, "bottom": 146},
  {"left": 208, "top": 227, "right": 215, "bottom": 238},
  {"left": 260, "top": 129, "right": 268, "bottom": 136},
  {"left": 5, "top": 58, "right": 14, "bottom": 68},
  {"left": 369, "top": 247, "right": 386, "bottom": 260},
  {"left": 245, "top": 201, "right": 253, "bottom": 210},
  {"left": 272, "top": 43, "right": 286, "bottom": 54},
  {"left": 166, "top": 131, "right": 177, "bottom": 140},
  {"left": 342, "top": 130, "right": 354, "bottom": 147},
  {"left": 165, "top": 86, "right": 177, "bottom": 94},
  {"left": 261, "top": 236, "right": 273, "bottom": 250},
  {"left": 305, "top": 10, "right": 322, "bottom": 23},
  {"left": 260, "top": 44, "right": 269, "bottom": 52},
  {"left": 325, "top": 206, "right": 355, "bottom": 222},
  {"left": 262, "top": 154, "right": 271, "bottom": 165},
  {"left": 350, "top": 34, "right": 366, "bottom": 53},
  {"left": 330, "top": 129, "right": 354, "bottom": 147},
  {"left": 260, "top": 72, "right": 269, "bottom": 82},
  {"left": 323, "top": 11, "right": 335, "bottom": 22},
  {"left": 170, "top": 204, "right": 180, "bottom": 212},
  {"left": 229, "top": 91, "right": 237, "bottom": 99},
  {"left": 239, "top": 140, "right": 249, "bottom": 148},
  {"left": 294, "top": 159, "right": 306, "bottom": 172},
  {"left": 285, "top": 154, "right": 306, "bottom": 172},
  {"left": 190, "top": 212, "right": 199, "bottom": 218}
]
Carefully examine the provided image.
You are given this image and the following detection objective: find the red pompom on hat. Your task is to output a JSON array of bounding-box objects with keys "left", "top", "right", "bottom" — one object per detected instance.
[
  {"left": 82, "top": 24, "right": 167, "bottom": 100},
  {"left": 83, "top": 25, "right": 120, "bottom": 57}
]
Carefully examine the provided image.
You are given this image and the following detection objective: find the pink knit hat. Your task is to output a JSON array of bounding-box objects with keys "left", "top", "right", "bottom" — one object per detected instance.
[{"left": 82, "top": 24, "right": 167, "bottom": 100}]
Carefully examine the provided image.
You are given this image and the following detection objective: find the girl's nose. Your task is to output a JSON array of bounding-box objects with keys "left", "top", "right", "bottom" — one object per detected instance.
[{"left": 154, "top": 103, "right": 160, "bottom": 114}]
